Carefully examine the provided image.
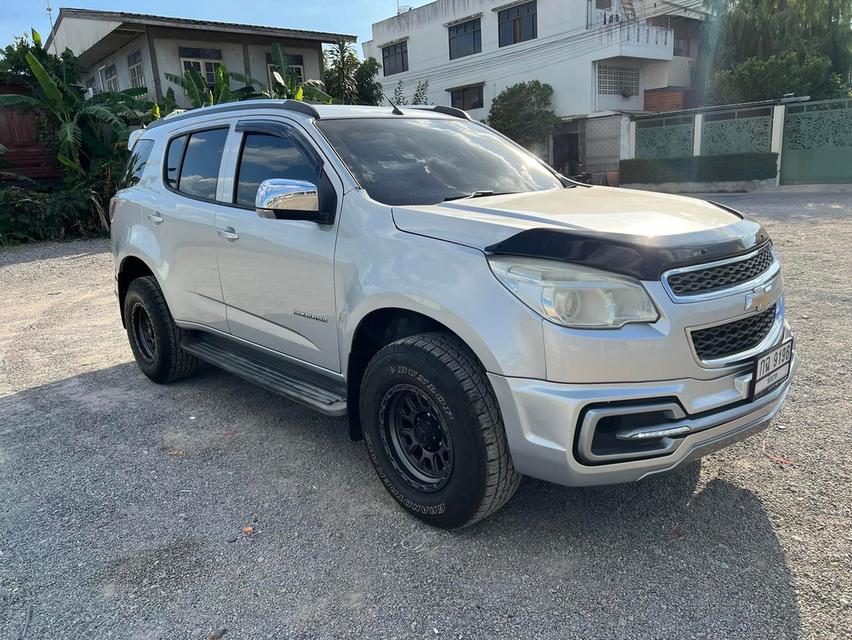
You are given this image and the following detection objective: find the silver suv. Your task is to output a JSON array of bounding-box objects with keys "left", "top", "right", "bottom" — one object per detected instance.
[{"left": 112, "top": 100, "right": 796, "bottom": 528}]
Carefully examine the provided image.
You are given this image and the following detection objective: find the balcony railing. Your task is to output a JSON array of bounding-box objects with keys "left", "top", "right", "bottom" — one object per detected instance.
[{"left": 596, "top": 20, "right": 673, "bottom": 58}]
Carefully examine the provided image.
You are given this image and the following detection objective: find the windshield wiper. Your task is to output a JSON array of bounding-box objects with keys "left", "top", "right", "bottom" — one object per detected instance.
[{"left": 443, "top": 191, "right": 515, "bottom": 202}]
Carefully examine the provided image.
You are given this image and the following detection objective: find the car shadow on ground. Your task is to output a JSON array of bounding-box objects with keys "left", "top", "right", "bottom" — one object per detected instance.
[{"left": 0, "top": 363, "right": 802, "bottom": 638}]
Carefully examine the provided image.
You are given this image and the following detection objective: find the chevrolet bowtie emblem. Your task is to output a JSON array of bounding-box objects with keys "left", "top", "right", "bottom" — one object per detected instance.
[{"left": 745, "top": 281, "right": 775, "bottom": 312}]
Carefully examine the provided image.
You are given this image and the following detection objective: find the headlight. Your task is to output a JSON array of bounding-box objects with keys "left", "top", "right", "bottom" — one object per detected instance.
[{"left": 488, "top": 256, "right": 659, "bottom": 329}]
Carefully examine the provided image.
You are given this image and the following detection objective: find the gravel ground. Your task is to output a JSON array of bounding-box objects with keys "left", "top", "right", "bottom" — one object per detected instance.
[{"left": 0, "top": 191, "right": 850, "bottom": 639}]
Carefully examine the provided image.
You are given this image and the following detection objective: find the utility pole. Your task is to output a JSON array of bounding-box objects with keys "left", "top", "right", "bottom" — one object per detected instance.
[{"left": 46, "top": 0, "right": 58, "bottom": 53}]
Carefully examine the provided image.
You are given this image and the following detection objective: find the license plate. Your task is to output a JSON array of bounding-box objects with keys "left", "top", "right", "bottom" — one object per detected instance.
[{"left": 752, "top": 339, "right": 794, "bottom": 400}]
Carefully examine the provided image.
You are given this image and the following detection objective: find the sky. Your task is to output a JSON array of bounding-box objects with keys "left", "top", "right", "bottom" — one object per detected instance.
[{"left": 2, "top": 0, "right": 433, "bottom": 56}]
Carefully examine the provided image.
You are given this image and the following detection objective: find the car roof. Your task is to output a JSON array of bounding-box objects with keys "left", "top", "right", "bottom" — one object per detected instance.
[{"left": 143, "top": 100, "right": 466, "bottom": 131}]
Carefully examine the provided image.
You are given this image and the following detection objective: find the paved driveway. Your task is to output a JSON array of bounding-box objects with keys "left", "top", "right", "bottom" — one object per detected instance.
[{"left": 1, "top": 192, "right": 850, "bottom": 639}]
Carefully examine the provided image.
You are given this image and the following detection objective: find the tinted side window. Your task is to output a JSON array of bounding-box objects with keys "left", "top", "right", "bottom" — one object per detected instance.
[
  {"left": 164, "top": 134, "right": 187, "bottom": 189},
  {"left": 234, "top": 132, "right": 318, "bottom": 207},
  {"left": 121, "top": 138, "right": 154, "bottom": 189},
  {"left": 177, "top": 128, "right": 228, "bottom": 200}
]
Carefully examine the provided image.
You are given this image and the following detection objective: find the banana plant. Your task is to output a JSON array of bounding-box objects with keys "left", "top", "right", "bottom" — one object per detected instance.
[
  {"left": 0, "top": 50, "right": 143, "bottom": 166},
  {"left": 165, "top": 65, "right": 259, "bottom": 108},
  {"left": 261, "top": 43, "right": 334, "bottom": 103}
]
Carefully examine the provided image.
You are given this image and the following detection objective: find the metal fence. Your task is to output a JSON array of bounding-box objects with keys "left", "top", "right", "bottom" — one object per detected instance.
[
  {"left": 701, "top": 107, "right": 773, "bottom": 156},
  {"left": 635, "top": 115, "right": 693, "bottom": 159},
  {"left": 781, "top": 98, "right": 852, "bottom": 184}
]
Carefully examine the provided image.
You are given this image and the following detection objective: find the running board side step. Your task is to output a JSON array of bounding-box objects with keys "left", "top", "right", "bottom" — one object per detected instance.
[{"left": 181, "top": 332, "right": 347, "bottom": 417}]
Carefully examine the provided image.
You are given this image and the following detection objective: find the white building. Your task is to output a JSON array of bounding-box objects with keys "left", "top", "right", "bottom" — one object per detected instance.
[
  {"left": 363, "top": 0, "right": 704, "bottom": 179},
  {"left": 45, "top": 8, "right": 355, "bottom": 109}
]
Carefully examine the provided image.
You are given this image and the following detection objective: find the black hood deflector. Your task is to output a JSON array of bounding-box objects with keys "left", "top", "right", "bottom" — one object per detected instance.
[{"left": 484, "top": 216, "right": 770, "bottom": 281}]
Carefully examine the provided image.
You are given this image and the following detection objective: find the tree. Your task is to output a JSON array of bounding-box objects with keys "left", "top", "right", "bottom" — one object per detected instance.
[
  {"left": 0, "top": 50, "right": 146, "bottom": 167},
  {"left": 355, "top": 57, "right": 382, "bottom": 106},
  {"left": 411, "top": 80, "right": 430, "bottom": 105},
  {"left": 323, "top": 41, "right": 359, "bottom": 104},
  {"left": 486, "top": 81, "right": 559, "bottom": 149},
  {"left": 703, "top": 0, "right": 852, "bottom": 97},
  {"left": 0, "top": 30, "right": 83, "bottom": 89},
  {"left": 710, "top": 53, "right": 847, "bottom": 104},
  {"left": 390, "top": 79, "right": 431, "bottom": 105},
  {"left": 262, "top": 43, "right": 333, "bottom": 103},
  {"left": 393, "top": 81, "right": 405, "bottom": 105},
  {"left": 0, "top": 32, "right": 152, "bottom": 230},
  {"left": 165, "top": 65, "right": 258, "bottom": 108}
]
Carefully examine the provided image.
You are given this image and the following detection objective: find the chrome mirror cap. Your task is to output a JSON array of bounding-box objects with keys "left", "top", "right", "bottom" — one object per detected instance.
[{"left": 256, "top": 179, "right": 319, "bottom": 218}]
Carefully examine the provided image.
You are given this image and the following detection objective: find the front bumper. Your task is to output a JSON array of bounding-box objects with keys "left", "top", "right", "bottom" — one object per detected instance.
[{"left": 490, "top": 350, "right": 798, "bottom": 487}]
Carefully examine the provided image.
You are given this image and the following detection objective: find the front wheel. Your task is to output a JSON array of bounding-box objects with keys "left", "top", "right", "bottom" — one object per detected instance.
[{"left": 359, "top": 333, "right": 520, "bottom": 528}]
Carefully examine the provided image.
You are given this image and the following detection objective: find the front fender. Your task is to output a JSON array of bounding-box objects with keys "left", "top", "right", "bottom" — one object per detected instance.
[{"left": 336, "top": 221, "right": 546, "bottom": 380}]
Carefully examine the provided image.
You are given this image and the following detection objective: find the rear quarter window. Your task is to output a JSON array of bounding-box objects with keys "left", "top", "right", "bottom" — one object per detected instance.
[{"left": 120, "top": 138, "right": 155, "bottom": 189}]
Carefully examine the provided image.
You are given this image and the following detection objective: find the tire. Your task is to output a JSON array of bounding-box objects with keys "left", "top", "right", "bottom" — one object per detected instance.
[
  {"left": 124, "top": 276, "right": 198, "bottom": 384},
  {"left": 359, "top": 333, "right": 520, "bottom": 528}
]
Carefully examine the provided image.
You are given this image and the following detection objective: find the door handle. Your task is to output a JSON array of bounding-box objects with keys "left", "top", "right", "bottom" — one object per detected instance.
[
  {"left": 148, "top": 212, "right": 164, "bottom": 225},
  {"left": 217, "top": 226, "right": 239, "bottom": 241}
]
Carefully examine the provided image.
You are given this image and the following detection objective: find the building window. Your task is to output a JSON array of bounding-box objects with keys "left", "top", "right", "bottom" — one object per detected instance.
[
  {"left": 268, "top": 63, "right": 304, "bottom": 85},
  {"left": 178, "top": 47, "right": 223, "bottom": 88},
  {"left": 382, "top": 41, "right": 408, "bottom": 76},
  {"left": 674, "top": 36, "right": 690, "bottom": 57},
  {"left": 265, "top": 53, "right": 305, "bottom": 86},
  {"left": 449, "top": 18, "right": 481, "bottom": 60},
  {"left": 498, "top": 1, "right": 537, "bottom": 47},
  {"left": 128, "top": 51, "right": 145, "bottom": 89},
  {"left": 450, "top": 85, "right": 484, "bottom": 111},
  {"left": 102, "top": 64, "right": 119, "bottom": 92},
  {"left": 597, "top": 63, "right": 640, "bottom": 96}
]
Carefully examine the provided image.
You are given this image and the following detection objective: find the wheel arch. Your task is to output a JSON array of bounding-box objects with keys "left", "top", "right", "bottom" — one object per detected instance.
[
  {"left": 117, "top": 255, "right": 158, "bottom": 327},
  {"left": 344, "top": 305, "right": 495, "bottom": 442}
]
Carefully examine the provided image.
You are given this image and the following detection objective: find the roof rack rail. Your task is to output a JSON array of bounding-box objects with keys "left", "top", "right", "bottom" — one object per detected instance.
[
  {"left": 145, "top": 99, "right": 321, "bottom": 130},
  {"left": 410, "top": 105, "right": 471, "bottom": 120},
  {"left": 280, "top": 100, "right": 321, "bottom": 119}
]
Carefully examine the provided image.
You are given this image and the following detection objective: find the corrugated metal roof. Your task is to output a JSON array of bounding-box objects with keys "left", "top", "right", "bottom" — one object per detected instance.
[{"left": 46, "top": 7, "right": 356, "bottom": 50}]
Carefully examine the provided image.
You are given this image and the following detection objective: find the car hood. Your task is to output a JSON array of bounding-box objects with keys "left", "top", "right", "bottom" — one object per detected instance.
[{"left": 391, "top": 186, "right": 769, "bottom": 280}]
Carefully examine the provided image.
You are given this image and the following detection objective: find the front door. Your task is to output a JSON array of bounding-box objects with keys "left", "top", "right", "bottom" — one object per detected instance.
[{"left": 214, "top": 119, "right": 341, "bottom": 372}]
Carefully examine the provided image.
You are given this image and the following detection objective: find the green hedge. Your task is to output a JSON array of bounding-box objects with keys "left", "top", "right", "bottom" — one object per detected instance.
[
  {"left": 620, "top": 152, "right": 779, "bottom": 184},
  {"left": 0, "top": 186, "right": 106, "bottom": 245}
]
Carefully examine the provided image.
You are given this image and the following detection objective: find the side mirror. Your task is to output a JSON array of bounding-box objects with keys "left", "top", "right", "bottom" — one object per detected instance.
[{"left": 255, "top": 178, "right": 330, "bottom": 223}]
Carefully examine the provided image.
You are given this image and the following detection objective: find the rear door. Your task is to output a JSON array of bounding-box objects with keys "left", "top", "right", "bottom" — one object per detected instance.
[
  {"left": 214, "top": 117, "right": 342, "bottom": 372},
  {"left": 144, "top": 122, "right": 232, "bottom": 331}
]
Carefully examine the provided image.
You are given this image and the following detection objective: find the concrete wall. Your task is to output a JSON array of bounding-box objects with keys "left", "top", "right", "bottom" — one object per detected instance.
[
  {"left": 83, "top": 34, "right": 153, "bottom": 98},
  {"left": 49, "top": 15, "right": 122, "bottom": 56},
  {"left": 363, "top": 0, "right": 678, "bottom": 120},
  {"left": 644, "top": 55, "right": 693, "bottom": 91}
]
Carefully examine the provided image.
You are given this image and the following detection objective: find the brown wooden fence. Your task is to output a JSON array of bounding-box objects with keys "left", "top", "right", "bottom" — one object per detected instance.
[{"left": 0, "top": 84, "right": 60, "bottom": 181}]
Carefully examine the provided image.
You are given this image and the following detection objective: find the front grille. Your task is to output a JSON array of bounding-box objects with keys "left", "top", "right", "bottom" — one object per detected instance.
[
  {"left": 667, "top": 246, "right": 774, "bottom": 296},
  {"left": 691, "top": 304, "right": 777, "bottom": 360}
]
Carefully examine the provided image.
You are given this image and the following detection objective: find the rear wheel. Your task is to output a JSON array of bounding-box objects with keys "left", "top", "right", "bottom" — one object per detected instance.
[
  {"left": 124, "top": 276, "right": 198, "bottom": 383},
  {"left": 360, "top": 333, "right": 520, "bottom": 528}
]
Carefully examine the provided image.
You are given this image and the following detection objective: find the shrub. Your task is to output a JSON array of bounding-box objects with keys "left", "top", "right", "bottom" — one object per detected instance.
[
  {"left": 620, "top": 152, "right": 779, "bottom": 184},
  {"left": 709, "top": 53, "right": 847, "bottom": 104},
  {"left": 487, "top": 80, "right": 559, "bottom": 150},
  {"left": 0, "top": 185, "right": 105, "bottom": 245}
]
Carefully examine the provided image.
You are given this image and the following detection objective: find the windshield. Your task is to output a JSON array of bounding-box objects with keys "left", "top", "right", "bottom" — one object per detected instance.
[{"left": 315, "top": 118, "right": 563, "bottom": 206}]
